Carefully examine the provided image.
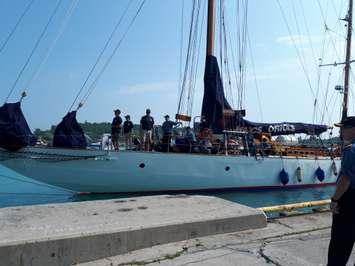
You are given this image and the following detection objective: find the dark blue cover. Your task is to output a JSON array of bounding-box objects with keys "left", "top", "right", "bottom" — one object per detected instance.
[
  {"left": 201, "top": 55, "right": 233, "bottom": 133},
  {"left": 53, "top": 111, "right": 87, "bottom": 149},
  {"left": 241, "top": 119, "right": 328, "bottom": 136},
  {"left": 0, "top": 102, "right": 36, "bottom": 151}
]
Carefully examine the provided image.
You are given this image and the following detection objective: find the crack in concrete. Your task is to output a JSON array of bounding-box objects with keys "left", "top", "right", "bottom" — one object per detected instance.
[
  {"left": 225, "top": 246, "right": 254, "bottom": 254},
  {"left": 269, "top": 219, "right": 294, "bottom": 229},
  {"left": 258, "top": 242, "right": 282, "bottom": 266},
  {"left": 261, "top": 226, "right": 331, "bottom": 244},
  {"left": 116, "top": 246, "right": 188, "bottom": 266},
  {"left": 176, "top": 250, "right": 237, "bottom": 266},
  {"left": 108, "top": 222, "right": 331, "bottom": 266}
]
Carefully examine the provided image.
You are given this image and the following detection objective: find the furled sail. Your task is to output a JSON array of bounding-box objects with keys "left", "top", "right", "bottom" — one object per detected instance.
[
  {"left": 53, "top": 111, "right": 87, "bottom": 149},
  {"left": 241, "top": 119, "right": 328, "bottom": 136},
  {"left": 0, "top": 102, "right": 36, "bottom": 151},
  {"left": 201, "top": 55, "right": 233, "bottom": 133}
]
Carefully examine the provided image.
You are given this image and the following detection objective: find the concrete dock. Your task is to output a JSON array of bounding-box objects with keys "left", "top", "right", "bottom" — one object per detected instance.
[
  {"left": 0, "top": 195, "right": 266, "bottom": 266},
  {"left": 80, "top": 212, "right": 355, "bottom": 266}
]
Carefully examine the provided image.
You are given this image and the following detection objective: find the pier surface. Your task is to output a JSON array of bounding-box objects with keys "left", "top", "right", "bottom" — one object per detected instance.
[
  {"left": 0, "top": 195, "right": 266, "bottom": 266},
  {"left": 80, "top": 211, "right": 355, "bottom": 266}
]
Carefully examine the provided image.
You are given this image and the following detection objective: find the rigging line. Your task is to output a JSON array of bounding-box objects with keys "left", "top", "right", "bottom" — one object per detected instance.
[
  {"left": 238, "top": 1, "right": 245, "bottom": 110},
  {"left": 298, "top": 0, "right": 318, "bottom": 70},
  {"left": 68, "top": 0, "right": 133, "bottom": 112},
  {"left": 328, "top": 92, "right": 341, "bottom": 125},
  {"left": 229, "top": 2, "right": 240, "bottom": 108},
  {"left": 185, "top": 0, "right": 200, "bottom": 115},
  {"left": 296, "top": 0, "right": 321, "bottom": 123},
  {"left": 188, "top": 0, "right": 206, "bottom": 116},
  {"left": 221, "top": 5, "right": 236, "bottom": 108},
  {"left": 184, "top": 0, "right": 198, "bottom": 116},
  {"left": 320, "top": 72, "right": 331, "bottom": 124},
  {"left": 235, "top": 0, "right": 248, "bottom": 110},
  {"left": 178, "top": 0, "right": 202, "bottom": 116},
  {"left": 317, "top": 0, "right": 342, "bottom": 62},
  {"left": 275, "top": 0, "right": 317, "bottom": 101},
  {"left": 241, "top": 0, "right": 248, "bottom": 109},
  {"left": 0, "top": 0, "right": 35, "bottom": 56},
  {"left": 25, "top": 0, "right": 79, "bottom": 92},
  {"left": 186, "top": 0, "right": 201, "bottom": 115},
  {"left": 317, "top": 1, "right": 346, "bottom": 124},
  {"left": 329, "top": 87, "right": 342, "bottom": 124},
  {"left": 0, "top": 173, "right": 74, "bottom": 194},
  {"left": 227, "top": 5, "right": 240, "bottom": 110},
  {"left": 224, "top": 24, "right": 236, "bottom": 108},
  {"left": 177, "top": 0, "right": 197, "bottom": 114},
  {"left": 236, "top": 0, "right": 241, "bottom": 109},
  {"left": 236, "top": 0, "right": 248, "bottom": 110},
  {"left": 81, "top": 0, "right": 146, "bottom": 105},
  {"left": 177, "top": 0, "right": 185, "bottom": 112},
  {"left": 247, "top": 32, "right": 264, "bottom": 122},
  {"left": 4, "top": 0, "right": 62, "bottom": 104},
  {"left": 325, "top": 77, "right": 341, "bottom": 125},
  {"left": 331, "top": 0, "right": 346, "bottom": 19},
  {"left": 316, "top": 28, "right": 328, "bottom": 123}
]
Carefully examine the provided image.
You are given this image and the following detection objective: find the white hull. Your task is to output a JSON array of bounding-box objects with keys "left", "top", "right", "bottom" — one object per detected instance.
[{"left": 0, "top": 147, "right": 339, "bottom": 193}]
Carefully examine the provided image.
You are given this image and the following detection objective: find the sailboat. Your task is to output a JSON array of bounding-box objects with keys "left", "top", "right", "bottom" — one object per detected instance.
[{"left": 0, "top": 0, "right": 349, "bottom": 193}]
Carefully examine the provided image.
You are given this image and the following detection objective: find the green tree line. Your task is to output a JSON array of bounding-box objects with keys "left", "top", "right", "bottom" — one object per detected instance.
[{"left": 34, "top": 121, "right": 143, "bottom": 144}]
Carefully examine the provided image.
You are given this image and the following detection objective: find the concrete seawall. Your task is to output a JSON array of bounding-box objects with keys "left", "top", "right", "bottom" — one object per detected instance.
[
  {"left": 0, "top": 195, "right": 266, "bottom": 266},
  {"left": 80, "top": 212, "right": 355, "bottom": 266}
]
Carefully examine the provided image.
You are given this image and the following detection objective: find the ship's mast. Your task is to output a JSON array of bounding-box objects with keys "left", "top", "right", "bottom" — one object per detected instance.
[
  {"left": 206, "top": 0, "right": 216, "bottom": 56},
  {"left": 342, "top": 0, "right": 353, "bottom": 122}
]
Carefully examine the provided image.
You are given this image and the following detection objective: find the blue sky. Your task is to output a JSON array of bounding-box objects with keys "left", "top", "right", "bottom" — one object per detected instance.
[{"left": 0, "top": 0, "right": 352, "bottom": 132}]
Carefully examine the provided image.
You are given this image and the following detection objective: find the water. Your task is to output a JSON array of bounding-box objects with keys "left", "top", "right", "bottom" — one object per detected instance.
[{"left": 0, "top": 165, "right": 335, "bottom": 209}]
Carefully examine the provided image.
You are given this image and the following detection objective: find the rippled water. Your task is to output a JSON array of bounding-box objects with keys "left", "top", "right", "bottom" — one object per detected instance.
[{"left": 0, "top": 165, "right": 335, "bottom": 209}]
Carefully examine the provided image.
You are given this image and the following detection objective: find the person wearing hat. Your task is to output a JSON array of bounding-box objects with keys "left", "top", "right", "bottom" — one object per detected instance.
[
  {"left": 140, "top": 109, "right": 154, "bottom": 151},
  {"left": 111, "top": 109, "right": 122, "bottom": 151},
  {"left": 123, "top": 115, "right": 134, "bottom": 150},
  {"left": 161, "top": 114, "right": 180, "bottom": 152},
  {"left": 328, "top": 116, "right": 355, "bottom": 265}
]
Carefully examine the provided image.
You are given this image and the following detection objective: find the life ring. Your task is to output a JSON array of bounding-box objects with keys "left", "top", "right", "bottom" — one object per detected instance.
[
  {"left": 279, "top": 168, "right": 289, "bottom": 185},
  {"left": 315, "top": 167, "right": 325, "bottom": 182}
]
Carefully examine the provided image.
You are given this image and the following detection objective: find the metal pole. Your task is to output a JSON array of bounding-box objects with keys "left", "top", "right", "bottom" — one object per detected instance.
[{"left": 342, "top": 0, "right": 353, "bottom": 122}]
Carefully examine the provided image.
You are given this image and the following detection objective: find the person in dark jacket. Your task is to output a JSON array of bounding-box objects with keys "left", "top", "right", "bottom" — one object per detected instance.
[
  {"left": 185, "top": 126, "right": 197, "bottom": 152},
  {"left": 123, "top": 115, "right": 134, "bottom": 150},
  {"left": 161, "top": 115, "right": 179, "bottom": 152},
  {"left": 328, "top": 116, "right": 355, "bottom": 266},
  {"left": 111, "top": 109, "right": 122, "bottom": 150},
  {"left": 140, "top": 109, "right": 154, "bottom": 151}
]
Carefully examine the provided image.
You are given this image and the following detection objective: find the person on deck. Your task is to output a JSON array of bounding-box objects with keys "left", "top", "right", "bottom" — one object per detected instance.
[
  {"left": 327, "top": 116, "right": 355, "bottom": 266},
  {"left": 140, "top": 109, "right": 154, "bottom": 151},
  {"left": 111, "top": 109, "right": 122, "bottom": 151},
  {"left": 161, "top": 115, "right": 179, "bottom": 152},
  {"left": 186, "top": 126, "right": 197, "bottom": 152},
  {"left": 123, "top": 115, "right": 134, "bottom": 150},
  {"left": 246, "top": 130, "right": 256, "bottom": 156}
]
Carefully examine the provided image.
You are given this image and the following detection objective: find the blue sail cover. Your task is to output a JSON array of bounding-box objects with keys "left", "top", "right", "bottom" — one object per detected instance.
[
  {"left": 0, "top": 102, "right": 36, "bottom": 151},
  {"left": 53, "top": 111, "right": 87, "bottom": 149},
  {"left": 241, "top": 119, "right": 328, "bottom": 136},
  {"left": 201, "top": 55, "right": 233, "bottom": 133}
]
